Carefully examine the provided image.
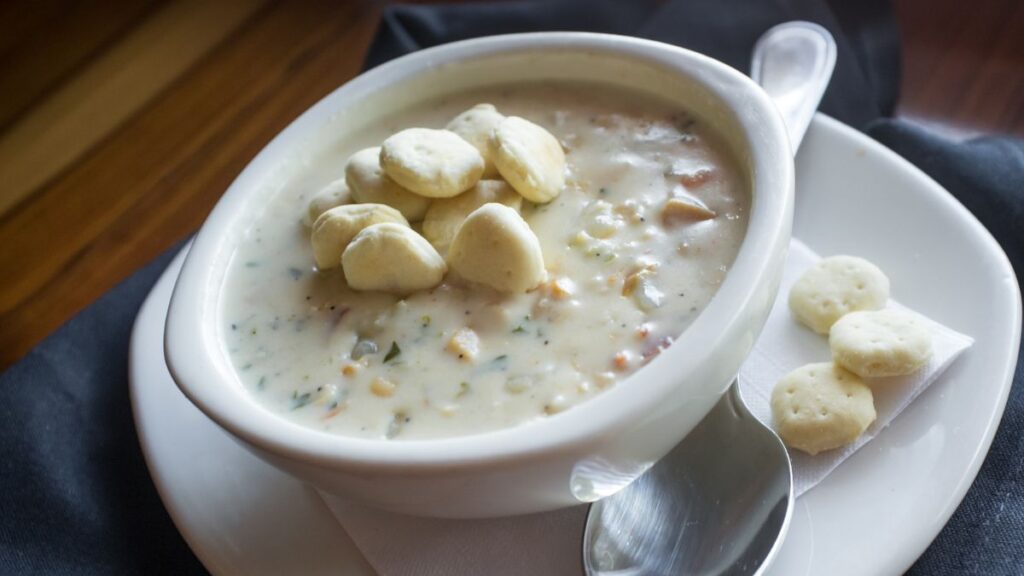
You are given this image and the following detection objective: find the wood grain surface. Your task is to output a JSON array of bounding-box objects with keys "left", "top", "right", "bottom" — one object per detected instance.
[
  {"left": 895, "top": 0, "right": 1024, "bottom": 137},
  {"left": 0, "top": 0, "right": 1021, "bottom": 369}
]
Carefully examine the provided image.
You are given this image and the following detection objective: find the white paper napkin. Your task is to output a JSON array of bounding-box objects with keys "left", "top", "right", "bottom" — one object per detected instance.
[
  {"left": 322, "top": 238, "right": 973, "bottom": 576},
  {"left": 736, "top": 240, "right": 973, "bottom": 496}
]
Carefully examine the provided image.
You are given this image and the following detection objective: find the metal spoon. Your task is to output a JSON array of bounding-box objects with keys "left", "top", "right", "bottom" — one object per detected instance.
[{"left": 582, "top": 21, "right": 836, "bottom": 576}]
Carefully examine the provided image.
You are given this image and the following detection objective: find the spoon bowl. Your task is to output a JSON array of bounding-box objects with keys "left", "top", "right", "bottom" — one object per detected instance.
[{"left": 583, "top": 384, "right": 791, "bottom": 575}]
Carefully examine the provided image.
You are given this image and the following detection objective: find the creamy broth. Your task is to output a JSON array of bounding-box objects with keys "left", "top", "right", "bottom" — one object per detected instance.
[{"left": 221, "top": 82, "right": 749, "bottom": 440}]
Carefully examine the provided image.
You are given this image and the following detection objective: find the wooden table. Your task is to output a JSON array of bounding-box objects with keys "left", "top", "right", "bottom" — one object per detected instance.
[{"left": 1, "top": 0, "right": 1021, "bottom": 369}]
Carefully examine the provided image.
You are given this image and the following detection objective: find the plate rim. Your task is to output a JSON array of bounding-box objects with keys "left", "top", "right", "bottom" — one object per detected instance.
[{"left": 792, "top": 114, "right": 1021, "bottom": 575}]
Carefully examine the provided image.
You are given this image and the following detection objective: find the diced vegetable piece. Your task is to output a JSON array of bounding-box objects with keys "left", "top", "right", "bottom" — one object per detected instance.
[
  {"left": 569, "top": 230, "right": 591, "bottom": 247},
  {"left": 661, "top": 197, "right": 716, "bottom": 224},
  {"left": 679, "top": 168, "right": 715, "bottom": 188},
  {"left": 622, "top": 269, "right": 652, "bottom": 297},
  {"left": 446, "top": 328, "right": 480, "bottom": 362},
  {"left": 622, "top": 265, "right": 664, "bottom": 311},
  {"left": 386, "top": 411, "right": 409, "bottom": 438},
  {"left": 613, "top": 352, "right": 632, "bottom": 371},
  {"left": 634, "top": 281, "right": 664, "bottom": 311},
  {"left": 584, "top": 200, "right": 623, "bottom": 239},
  {"left": 546, "top": 277, "right": 575, "bottom": 300},
  {"left": 370, "top": 377, "right": 396, "bottom": 397},
  {"left": 544, "top": 395, "right": 570, "bottom": 414},
  {"left": 613, "top": 200, "right": 645, "bottom": 224},
  {"left": 315, "top": 383, "right": 339, "bottom": 405},
  {"left": 351, "top": 339, "right": 378, "bottom": 360}
]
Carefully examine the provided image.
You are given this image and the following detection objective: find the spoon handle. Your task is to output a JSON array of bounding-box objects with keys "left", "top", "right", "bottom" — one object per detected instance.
[{"left": 750, "top": 21, "right": 837, "bottom": 154}]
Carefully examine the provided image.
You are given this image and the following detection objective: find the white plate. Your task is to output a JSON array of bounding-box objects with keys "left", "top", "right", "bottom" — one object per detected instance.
[{"left": 130, "top": 114, "right": 1021, "bottom": 576}]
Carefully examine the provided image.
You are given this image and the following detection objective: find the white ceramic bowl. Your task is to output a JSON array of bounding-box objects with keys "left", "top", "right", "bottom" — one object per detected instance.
[{"left": 165, "top": 32, "right": 793, "bottom": 518}]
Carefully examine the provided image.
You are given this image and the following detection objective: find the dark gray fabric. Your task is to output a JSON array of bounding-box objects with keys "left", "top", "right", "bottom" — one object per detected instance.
[
  {"left": 365, "top": 0, "right": 900, "bottom": 128},
  {"left": 1, "top": 1, "right": 1019, "bottom": 574},
  {"left": 0, "top": 243, "right": 201, "bottom": 575}
]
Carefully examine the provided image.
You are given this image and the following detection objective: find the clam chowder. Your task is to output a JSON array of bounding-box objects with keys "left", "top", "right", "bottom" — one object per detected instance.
[{"left": 221, "top": 81, "right": 749, "bottom": 440}]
